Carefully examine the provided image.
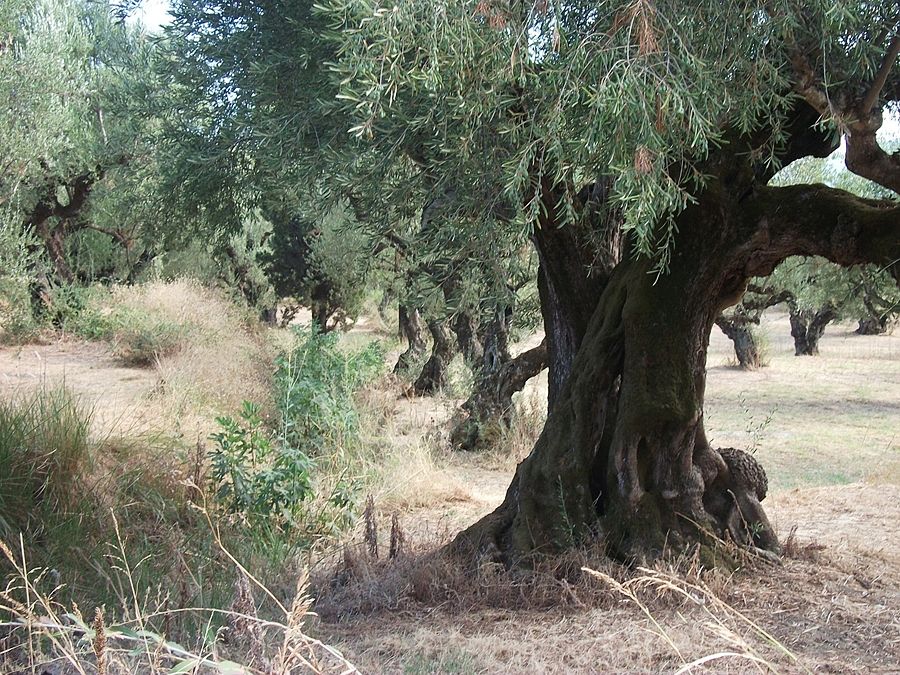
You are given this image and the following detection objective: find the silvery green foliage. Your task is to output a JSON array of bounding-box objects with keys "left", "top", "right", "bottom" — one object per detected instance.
[
  {"left": 0, "top": 0, "right": 147, "bottom": 205},
  {"left": 323, "top": 0, "right": 898, "bottom": 267},
  {"left": 0, "top": 0, "right": 159, "bottom": 280},
  {"left": 0, "top": 210, "right": 41, "bottom": 337}
]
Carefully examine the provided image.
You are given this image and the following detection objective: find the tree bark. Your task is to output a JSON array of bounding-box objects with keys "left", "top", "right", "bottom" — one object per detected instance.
[
  {"left": 450, "top": 312, "right": 547, "bottom": 450},
  {"left": 452, "top": 311, "right": 483, "bottom": 368},
  {"left": 412, "top": 319, "right": 456, "bottom": 394},
  {"left": 35, "top": 221, "right": 74, "bottom": 284},
  {"left": 452, "top": 155, "right": 900, "bottom": 567},
  {"left": 26, "top": 167, "right": 107, "bottom": 286},
  {"left": 856, "top": 317, "right": 887, "bottom": 335},
  {"left": 393, "top": 305, "right": 427, "bottom": 374},
  {"left": 788, "top": 305, "right": 835, "bottom": 355},
  {"left": 531, "top": 177, "right": 620, "bottom": 407},
  {"left": 715, "top": 316, "right": 761, "bottom": 369},
  {"left": 855, "top": 287, "right": 892, "bottom": 334}
]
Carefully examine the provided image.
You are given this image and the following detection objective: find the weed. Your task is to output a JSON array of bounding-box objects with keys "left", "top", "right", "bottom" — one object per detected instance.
[
  {"left": 209, "top": 401, "right": 314, "bottom": 527},
  {"left": 276, "top": 326, "right": 383, "bottom": 465},
  {"left": 736, "top": 392, "right": 778, "bottom": 455}
]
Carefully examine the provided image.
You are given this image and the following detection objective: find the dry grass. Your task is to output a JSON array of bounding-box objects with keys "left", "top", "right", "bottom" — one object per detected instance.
[
  {"left": 355, "top": 376, "right": 471, "bottom": 513},
  {"left": 0, "top": 523, "right": 361, "bottom": 675},
  {"left": 705, "top": 310, "right": 900, "bottom": 491},
  {"left": 111, "top": 280, "right": 275, "bottom": 437},
  {"left": 312, "top": 523, "right": 900, "bottom": 673}
]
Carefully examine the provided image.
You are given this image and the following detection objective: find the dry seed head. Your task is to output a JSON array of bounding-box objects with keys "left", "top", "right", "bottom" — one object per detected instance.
[
  {"left": 389, "top": 513, "right": 405, "bottom": 559},
  {"left": 92, "top": 607, "right": 107, "bottom": 675},
  {"left": 363, "top": 495, "right": 378, "bottom": 559},
  {"left": 634, "top": 145, "right": 654, "bottom": 174}
]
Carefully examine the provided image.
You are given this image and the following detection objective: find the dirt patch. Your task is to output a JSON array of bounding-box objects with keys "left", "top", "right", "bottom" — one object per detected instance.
[{"left": 0, "top": 340, "right": 157, "bottom": 435}]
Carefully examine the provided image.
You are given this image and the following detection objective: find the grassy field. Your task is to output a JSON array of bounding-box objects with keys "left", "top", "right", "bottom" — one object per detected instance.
[{"left": 0, "top": 291, "right": 897, "bottom": 673}]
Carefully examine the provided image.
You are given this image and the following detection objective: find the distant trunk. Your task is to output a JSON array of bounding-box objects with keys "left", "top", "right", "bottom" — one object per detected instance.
[
  {"left": 394, "top": 305, "right": 427, "bottom": 374},
  {"left": 312, "top": 301, "right": 332, "bottom": 333},
  {"left": 450, "top": 313, "right": 547, "bottom": 450},
  {"left": 412, "top": 319, "right": 456, "bottom": 394},
  {"left": 855, "top": 292, "right": 890, "bottom": 334},
  {"left": 377, "top": 288, "right": 395, "bottom": 326},
  {"left": 36, "top": 221, "right": 74, "bottom": 284},
  {"left": 789, "top": 305, "right": 835, "bottom": 355},
  {"left": 452, "top": 311, "right": 483, "bottom": 368},
  {"left": 715, "top": 316, "right": 761, "bottom": 369},
  {"left": 855, "top": 317, "right": 887, "bottom": 335}
]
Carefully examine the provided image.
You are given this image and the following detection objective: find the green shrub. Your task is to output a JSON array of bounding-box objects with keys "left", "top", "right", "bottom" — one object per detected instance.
[
  {"left": 275, "top": 326, "right": 384, "bottom": 459},
  {"left": 209, "top": 401, "right": 314, "bottom": 524},
  {"left": 0, "top": 386, "right": 93, "bottom": 540},
  {"left": 0, "top": 222, "right": 42, "bottom": 343},
  {"left": 208, "top": 328, "right": 383, "bottom": 535}
]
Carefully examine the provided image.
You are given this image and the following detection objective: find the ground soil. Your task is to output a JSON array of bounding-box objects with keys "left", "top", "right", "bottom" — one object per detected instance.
[{"left": 1, "top": 311, "right": 898, "bottom": 673}]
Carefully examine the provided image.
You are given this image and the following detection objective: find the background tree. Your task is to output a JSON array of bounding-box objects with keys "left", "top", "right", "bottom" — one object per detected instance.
[{"left": 0, "top": 0, "right": 157, "bottom": 295}]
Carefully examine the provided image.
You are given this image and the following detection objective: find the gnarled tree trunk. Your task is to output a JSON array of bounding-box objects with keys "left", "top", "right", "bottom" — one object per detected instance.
[
  {"left": 412, "top": 319, "right": 456, "bottom": 394},
  {"left": 450, "top": 311, "right": 548, "bottom": 450},
  {"left": 452, "top": 145, "right": 899, "bottom": 567},
  {"left": 856, "top": 317, "right": 887, "bottom": 335},
  {"left": 393, "top": 304, "right": 427, "bottom": 374},
  {"left": 715, "top": 316, "right": 761, "bottom": 369},
  {"left": 789, "top": 305, "right": 835, "bottom": 355}
]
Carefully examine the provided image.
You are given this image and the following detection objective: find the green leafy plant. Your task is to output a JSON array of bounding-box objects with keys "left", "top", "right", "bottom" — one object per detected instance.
[
  {"left": 275, "top": 327, "right": 384, "bottom": 459},
  {"left": 209, "top": 401, "right": 313, "bottom": 526}
]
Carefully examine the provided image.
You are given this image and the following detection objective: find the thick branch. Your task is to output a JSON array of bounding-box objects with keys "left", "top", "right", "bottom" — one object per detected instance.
[
  {"left": 845, "top": 131, "right": 900, "bottom": 195},
  {"left": 497, "top": 338, "right": 548, "bottom": 400},
  {"left": 82, "top": 223, "right": 131, "bottom": 248},
  {"left": 742, "top": 184, "right": 900, "bottom": 278}
]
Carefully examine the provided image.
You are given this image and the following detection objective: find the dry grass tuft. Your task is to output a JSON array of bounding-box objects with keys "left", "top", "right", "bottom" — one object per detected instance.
[
  {"left": 780, "top": 526, "right": 826, "bottom": 562},
  {"left": 105, "top": 279, "right": 275, "bottom": 437},
  {"left": 314, "top": 519, "right": 674, "bottom": 621},
  {"left": 354, "top": 375, "right": 471, "bottom": 511},
  {"left": 0, "top": 524, "right": 361, "bottom": 674}
]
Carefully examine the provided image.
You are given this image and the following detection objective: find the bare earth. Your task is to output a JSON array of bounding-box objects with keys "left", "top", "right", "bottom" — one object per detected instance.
[
  {"left": 1, "top": 312, "right": 898, "bottom": 673},
  {"left": 0, "top": 339, "right": 157, "bottom": 436}
]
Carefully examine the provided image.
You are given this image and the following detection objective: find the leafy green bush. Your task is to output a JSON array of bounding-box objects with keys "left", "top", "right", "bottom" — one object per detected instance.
[
  {"left": 275, "top": 327, "right": 385, "bottom": 458},
  {"left": 208, "top": 329, "right": 383, "bottom": 534},
  {"left": 0, "top": 220, "right": 42, "bottom": 343},
  {"left": 209, "top": 401, "right": 313, "bottom": 524},
  {"left": 0, "top": 386, "right": 93, "bottom": 540}
]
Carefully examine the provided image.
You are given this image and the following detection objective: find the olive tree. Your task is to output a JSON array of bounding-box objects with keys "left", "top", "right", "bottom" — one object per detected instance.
[{"left": 326, "top": 0, "right": 900, "bottom": 564}]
